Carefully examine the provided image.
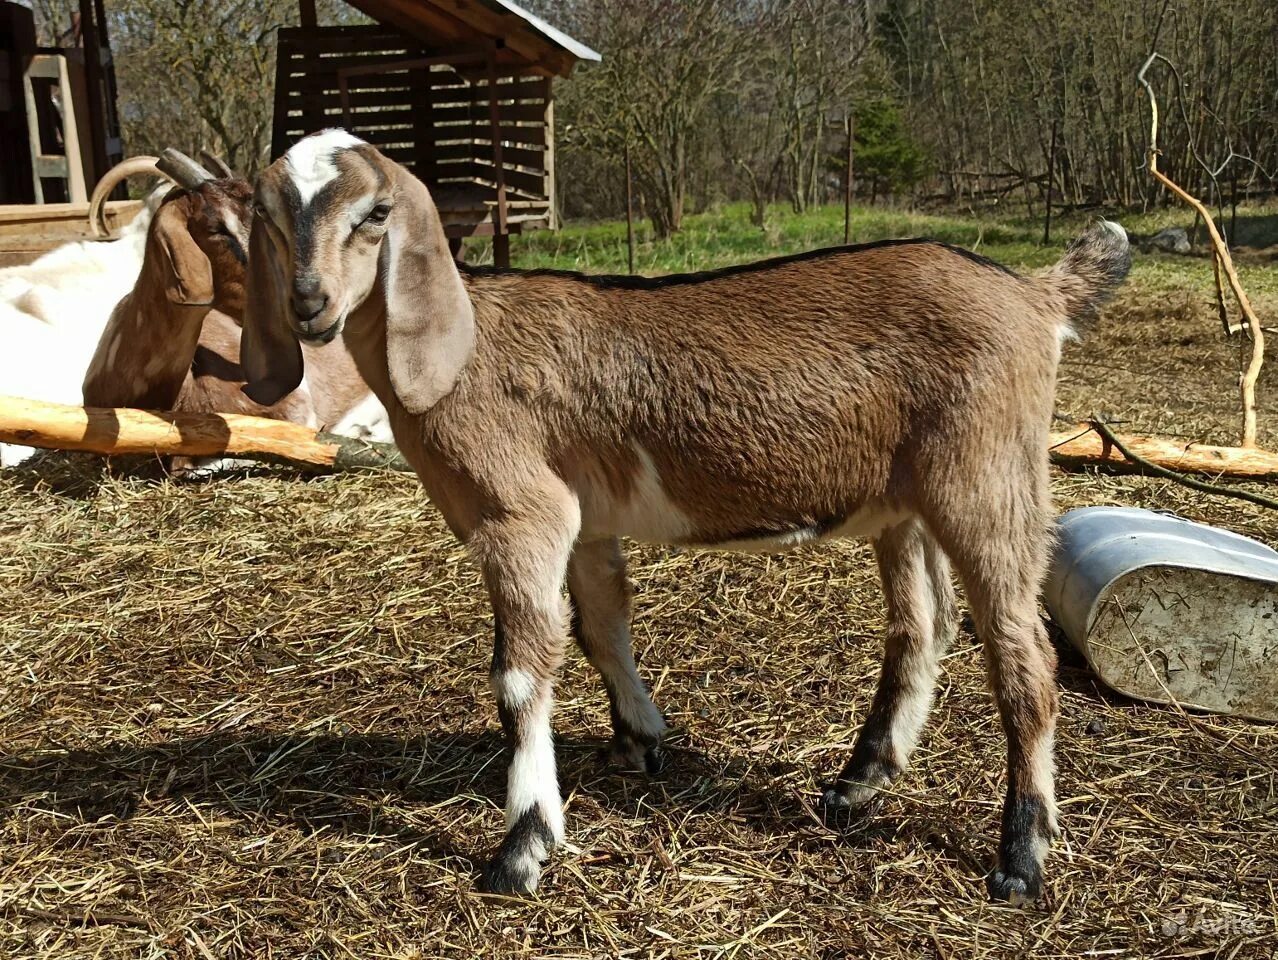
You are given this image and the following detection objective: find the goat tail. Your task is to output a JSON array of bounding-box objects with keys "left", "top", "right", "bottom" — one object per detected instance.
[{"left": 1043, "top": 220, "right": 1131, "bottom": 342}]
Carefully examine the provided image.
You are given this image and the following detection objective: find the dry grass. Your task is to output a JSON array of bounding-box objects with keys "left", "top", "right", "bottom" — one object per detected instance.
[{"left": 0, "top": 261, "right": 1275, "bottom": 958}]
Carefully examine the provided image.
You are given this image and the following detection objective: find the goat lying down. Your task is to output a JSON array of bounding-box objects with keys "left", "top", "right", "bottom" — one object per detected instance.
[
  {"left": 0, "top": 158, "right": 174, "bottom": 466},
  {"left": 241, "top": 130, "right": 1131, "bottom": 903},
  {"left": 79, "top": 151, "right": 391, "bottom": 476}
]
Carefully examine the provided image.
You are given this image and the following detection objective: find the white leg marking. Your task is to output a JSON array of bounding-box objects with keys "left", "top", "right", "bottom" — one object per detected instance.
[
  {"left": 491, "top": 667, "right": 537, "bottom": 710},
  {"left": 505, "top": 692, "right": 564, "bottom": 843},
  {"left": 886, "top": 533, "right": 943, "bottom": 770},
  {"left": 1030, "top": 729, "right": 1059, "bottom": 839}
]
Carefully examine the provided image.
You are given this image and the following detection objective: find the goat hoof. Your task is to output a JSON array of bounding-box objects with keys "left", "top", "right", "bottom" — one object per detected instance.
[
  {"left": 483, "top": 852, "right": 541, "bottom": 897},
  {"left": 987, "top": 867, "right": 1043, "bottom": 906},
  {"left": 819, "top": 782, "right": 882, "bottom": 825},
  {"left": 605, "top": 736, "right": 666, "bottom": 775}
]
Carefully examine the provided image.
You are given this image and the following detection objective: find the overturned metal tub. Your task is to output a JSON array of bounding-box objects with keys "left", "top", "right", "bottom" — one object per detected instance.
[{"left": 1045, "top": 507, "right": 1278, "bottom": 721}]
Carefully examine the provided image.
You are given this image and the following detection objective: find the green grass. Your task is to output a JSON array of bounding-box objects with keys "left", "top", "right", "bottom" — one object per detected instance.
[{"left": 474, "top": 199, "right": 1278, "bottom": 304}]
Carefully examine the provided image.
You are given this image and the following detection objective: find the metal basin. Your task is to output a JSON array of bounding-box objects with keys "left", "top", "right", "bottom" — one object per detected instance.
[{"left": 1044, "top": 507, "right": 1278, "bottom": 721}]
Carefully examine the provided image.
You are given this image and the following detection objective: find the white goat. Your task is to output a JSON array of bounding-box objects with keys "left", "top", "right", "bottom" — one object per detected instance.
[{"left": 0, "top": 158, "right": 173, "bottom": 466}]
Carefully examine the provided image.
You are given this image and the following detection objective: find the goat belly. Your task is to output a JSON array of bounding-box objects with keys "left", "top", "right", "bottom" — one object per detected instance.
[{"left": 694, "top": 498, "right": 907, "bottom": 553}]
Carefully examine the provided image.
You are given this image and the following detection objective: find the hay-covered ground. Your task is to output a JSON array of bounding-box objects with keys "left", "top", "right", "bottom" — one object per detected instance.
[{"left": 0, "top": 212, "right": 1276, "bottom": 958}]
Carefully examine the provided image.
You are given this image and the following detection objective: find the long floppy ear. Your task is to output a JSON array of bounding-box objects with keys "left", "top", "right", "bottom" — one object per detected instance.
[
  {"left": 152, "top": 200, "right": 213, "bottom": 306},
  {"left": 384, "top": 175, "right": 475, "bottom": 415},
  {"left": 240, "top": 218, "right": 303, "bottom": 406}
]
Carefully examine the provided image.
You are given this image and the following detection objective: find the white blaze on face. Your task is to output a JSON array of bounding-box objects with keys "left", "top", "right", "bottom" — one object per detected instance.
[
  {"left": 220, "top": 208, "right": 247, "bottom": 247},
  {"left": 283, "top": 130, "right": 365, "bottom": 205}
]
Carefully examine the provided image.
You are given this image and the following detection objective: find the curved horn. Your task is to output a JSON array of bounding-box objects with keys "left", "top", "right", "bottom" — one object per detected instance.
[
  {"left": 156, "top": 148, "right": 215, "bottom": 191},
  {"left": 198, "top": 150, "right": 235, "bottom": 179},
  {"left": 88, "top": 155, "right": 168, "bottom": 238}
]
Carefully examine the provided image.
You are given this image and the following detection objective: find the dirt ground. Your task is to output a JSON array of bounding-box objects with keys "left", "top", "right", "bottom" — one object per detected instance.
[{"left": 0, "top": 258, "right": 1275, "bottom": 958}]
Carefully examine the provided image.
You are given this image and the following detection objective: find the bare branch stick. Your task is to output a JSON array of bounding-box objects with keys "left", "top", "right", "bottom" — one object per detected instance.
[
  {"left": 1087, "top": 418, "right": 1278, "bottom": 511},
  {"left": 1138, "top": 53, "right": 1267, "bottom": 448}
]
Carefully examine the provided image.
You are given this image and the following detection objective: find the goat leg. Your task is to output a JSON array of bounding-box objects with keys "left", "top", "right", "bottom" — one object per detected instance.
[
  {"left": 568, "top": 537, "right": 667, "bottom": 774},
  {"left": 822, "top": 517, "right": 955, "bottom": 817},
  {"left": 479, "top": 498, "right": 578, "bottom": 896}
]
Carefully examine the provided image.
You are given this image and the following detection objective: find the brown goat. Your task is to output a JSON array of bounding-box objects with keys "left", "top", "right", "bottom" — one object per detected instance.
[
  {"left": 82, "top": 152, "right": 388, "bottom": 475},
  {"left": 241, "top": 130, "right": 1131, "bottom": 903}
]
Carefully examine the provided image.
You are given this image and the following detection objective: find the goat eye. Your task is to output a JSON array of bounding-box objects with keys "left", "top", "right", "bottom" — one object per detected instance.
[{"left": 364, "top": 204, "right": 391, "bottom": 226}]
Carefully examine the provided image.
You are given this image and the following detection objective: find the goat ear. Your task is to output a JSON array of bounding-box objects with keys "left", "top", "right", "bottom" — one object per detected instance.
[
  {"left": 153, "top": 200, "right": 213, "bottom": 306},
  {"left": 384, "top": 177, "right": 475, "bottom": 415},
  {"left": 240, "top": 218, "right": 303, "bottom": 406}
]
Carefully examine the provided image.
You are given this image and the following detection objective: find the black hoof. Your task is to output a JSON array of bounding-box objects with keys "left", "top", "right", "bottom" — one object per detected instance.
[
  {"left": 604, "top": 735, "right": 666, "bottom": 775},
  {"left": 483, "top": 853, "right": 540, "bottom": 896},
  {"left": 987, "top": 867, "right": 1043, "bottom": 905},
  {"left": 641, "top": 743, "right": 667, "bottom": 775},
  {"left": 819, "top": 781, "right": 884, "bottom": 826},
  {"left": 820, "top": 787, "right": 853, "bottom": 812}
]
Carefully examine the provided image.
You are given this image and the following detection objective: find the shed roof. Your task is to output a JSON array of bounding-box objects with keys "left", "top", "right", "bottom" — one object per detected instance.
[{"left": 345, "top": 0, "right": 599, "bottom": 77}]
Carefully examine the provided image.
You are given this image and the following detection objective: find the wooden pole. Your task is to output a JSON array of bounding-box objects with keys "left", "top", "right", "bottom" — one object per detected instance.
[
  {"left": 76, "top": 0, "right": 108, "bottom": 191},
  {"left": 624, "top": 136, "right": 635, "bottom": 275},
  {"left": 844, "top": 113, "right": 853, "bottom": 245},
  {"left": 487, "top": 43, "right": 509, "bottom": 269},
  {"left": 0, "top": 396, "right": 410, "bottom": 473}
]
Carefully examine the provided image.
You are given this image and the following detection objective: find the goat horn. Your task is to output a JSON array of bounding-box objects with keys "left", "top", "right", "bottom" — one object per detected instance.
[
  {"left": 156, "top": 148, "right": 216, "bottom": 191},
  {"left": 198, "top": 150, "right": 235, "bottom": 179},
  {"left": 87, "top": 155, "right": 170, "bottom": 238}
]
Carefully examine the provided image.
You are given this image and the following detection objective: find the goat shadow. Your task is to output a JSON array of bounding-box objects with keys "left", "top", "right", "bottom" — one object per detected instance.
[
  {"left": 0, "top": 621, "right": 1122, "bottom": 884},
  {"left": 0, "top": 722, "right": 981, "bottom": 880}
]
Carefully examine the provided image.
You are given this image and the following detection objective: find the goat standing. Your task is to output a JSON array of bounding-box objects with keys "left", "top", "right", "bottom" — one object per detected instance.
[{"left": 241, "top": 131, "right": 1131, "bottom": 903}]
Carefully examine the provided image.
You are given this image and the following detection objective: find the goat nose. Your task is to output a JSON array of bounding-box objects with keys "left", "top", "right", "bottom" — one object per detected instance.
[{"left": 291, "top": 279, "right": 328, "bottom": 320}]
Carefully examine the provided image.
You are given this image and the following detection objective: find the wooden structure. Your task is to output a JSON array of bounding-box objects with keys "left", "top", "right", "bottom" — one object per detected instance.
[
  {"left": 0, "top": 0, "right": 122, "bottom": 206},
  {"left": 273, "top": 1, "right": 597, "bottom": 265}
]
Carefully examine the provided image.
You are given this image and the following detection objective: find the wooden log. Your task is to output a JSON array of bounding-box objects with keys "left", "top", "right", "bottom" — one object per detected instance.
[
  {"left": 0, "top": 395, "right": 410, "bottom": 473},
  {"left": 1049, "top": 423, "right": 1278, "bottom": 480}
]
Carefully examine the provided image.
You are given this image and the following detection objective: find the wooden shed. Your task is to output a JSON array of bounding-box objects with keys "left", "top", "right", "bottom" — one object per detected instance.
[{"left": 274, "top": 1, "right": 599, "bottom": 265}]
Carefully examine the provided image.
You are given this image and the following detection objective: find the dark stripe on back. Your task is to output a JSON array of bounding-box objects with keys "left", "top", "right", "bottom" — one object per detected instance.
[{"left": 460, "top": 237, "right": 1021, "bottom": 289}]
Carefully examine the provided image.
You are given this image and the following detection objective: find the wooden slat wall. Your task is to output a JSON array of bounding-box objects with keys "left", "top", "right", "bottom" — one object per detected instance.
[{"left": 272, "top": 25, "right": 553, "bottom": 218}]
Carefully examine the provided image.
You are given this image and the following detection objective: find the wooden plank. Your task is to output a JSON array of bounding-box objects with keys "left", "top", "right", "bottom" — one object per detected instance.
[
  {"left": 285, "top": 72, "right": 422, "bottom": 95},
  {"left": 497, "top": 145, "right": 545, "bottom": 170},
  {"left": 287, "top": 91, "right": 419, "bottom": 117},
  {"left": 374, "top": 0, "right": 566, "bottom": 74},
  {"left": 287, "top": 51, "right": 427, "bottom": 73},
  {"left": 426, "top": 76, "right": 546, "bottom": 104},
  {"left": 435, "top": 122, "right": 547, "bottom": 147},
  {"left": 430, "top": 102, "right": 545, "bottom": 124},
  {"left": 0, "top": 199, "right": 141, "bottom": 238},
  {"left": 543, "top": 78, "right": 556, "bottom": 229},
  {"left": 430, "top": 141, "right": 543, "bottom": 169},
  {"left": 295, "top": 107, "right": 421, "bottom": 127},
  {"left": 454, "top": 159, "right": 546, "bottom": 198},
  {"left": 486, "top": 47, "right": 507, "bottom": 239},
  {"left": 349, "top": 0, "right": 471, "bottom": 46}
]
